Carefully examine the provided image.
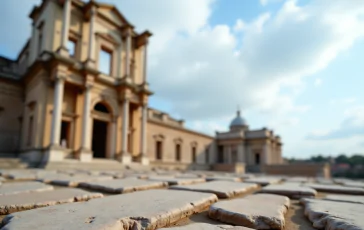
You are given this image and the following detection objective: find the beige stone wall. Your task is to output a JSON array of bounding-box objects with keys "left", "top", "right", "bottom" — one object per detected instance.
[
  {"left": 0, "top": 80, "right": 23, "bottom": 153},
  {"left": 146, "top": 121, "right": 214, "bottom": 164},
  {"left": 21, "top": 72, "right": 48, "bottom": 150}
]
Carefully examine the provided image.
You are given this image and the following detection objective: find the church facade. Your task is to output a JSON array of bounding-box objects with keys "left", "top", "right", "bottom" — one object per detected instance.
[{"left": 0, "top": 0, "right": 282, "bottom": 170}]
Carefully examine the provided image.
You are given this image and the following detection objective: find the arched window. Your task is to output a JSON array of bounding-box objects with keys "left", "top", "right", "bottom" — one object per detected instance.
[{"left": 94, "top": 103, "right": 110, "bottom": 113}]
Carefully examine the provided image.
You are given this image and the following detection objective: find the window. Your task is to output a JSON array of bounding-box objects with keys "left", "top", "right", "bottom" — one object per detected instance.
[
  {"left": 255, "top": 153, "right": 261, "bottom": 165},
  {"left": 67, "top": 38, "right": 77, "bottom": 57},
  {"left": 192, "top": 146, "right": 197, "bottom": 163},
  {"left": 218, "top": 145, "right": 224, "bottom": 163},
  {"left": 94, "top": 103, "right": 110, "bottom": 113},
  {"left": 156, "top": 141, "right": 162, "bottom": 160},
  {"left": 175, "top": 144, "right": 181, "bottom": 161},
  {"left": 60, "top": 121, "right": 71, "bottom": 148},
  {"left": 27, "top": 116, "right": 33, "bottom": 146},
  {"left": 99, "top": 47, "right": 112, "bottom": 75},
  {"left": 205, "top": 146, "right": 209, "bottom": 164}
]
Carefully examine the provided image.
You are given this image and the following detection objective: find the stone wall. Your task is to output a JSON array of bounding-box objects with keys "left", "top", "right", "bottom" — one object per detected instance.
[{"left": 262, "top": 163, "right": 331, "bottom": 178}]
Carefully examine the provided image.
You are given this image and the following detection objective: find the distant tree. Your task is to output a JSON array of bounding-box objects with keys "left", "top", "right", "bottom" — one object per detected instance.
[
  {"left": 335, "top": 154, "right": 350, "bottom": 164},
  {"left": 349, "top": 154, "right": 364, "bottom": 166},
  {"left": 310, "top": 154, "right": 327, "bottom": 163}
]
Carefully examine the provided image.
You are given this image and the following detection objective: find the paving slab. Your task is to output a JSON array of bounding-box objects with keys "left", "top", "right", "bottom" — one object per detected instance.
[
  {"left": 243, "top": 177, "right": 282, "bottom": 186},
  {"left": 342, "top": 181, "right": 364, "bottom": 189},
  {"left": 147, "top": 176, "right": 205, "bottom": 185},
  {"left": 175, "top": 174, "right": 204, "bottom": 179},
  {"left": 0, "top": 181, "right": 53, "bottom": 196},
  {"left": 284, "top": 177, "right": 312, "bottom": 183},
  {"left": 0, "top": 188, "right": 103, "bottom": 215},
  {"left": 79, "top": 178, "right": 168, "bottom": 193},
  {"left": 259, "top": 184, "right": 317, "bottom": 199},
  {"left": 1, "top": 170, "right": 57, "bottom": 180},
  {"left": 49, "top": 175, "right": 114, "bottom": 187},
  {"left": 170, "top": 181, "right": 259, "bottom": 198},
  {"left": 99, "top": 171, "right": 125, "bottom": 178},
  {"left": 209, "top": 194, "right": 290, "bottom": 229},
  {"left": 303, "top": 183, "right": 364, "bottom": 195},
  {"left": 160, "top": 223, "right": 254, "bottom": 230},
  {"left": 205, "top": 176, "right": 242, "bottom": 182},
  {"left": 324, "top": 195, "right": 364, "bottom": 204},
  {"left": 1, "top": 189, "right": 218, "bottom": 230},
  {"left": 315, "top": 177, "right": 334, "bottom": 185},
  {"left": 300, "top": 198, "right": 364, "bottom": 230}
]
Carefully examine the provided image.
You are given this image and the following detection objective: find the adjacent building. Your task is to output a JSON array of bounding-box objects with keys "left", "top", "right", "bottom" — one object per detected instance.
[{"left": 0, "top": 0, "right": 283, "bottom": 171}]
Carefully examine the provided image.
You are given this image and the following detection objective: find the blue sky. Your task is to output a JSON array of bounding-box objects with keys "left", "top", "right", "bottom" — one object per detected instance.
[{"left": 1, "top": 0, "right": 364, "bottom": 159}]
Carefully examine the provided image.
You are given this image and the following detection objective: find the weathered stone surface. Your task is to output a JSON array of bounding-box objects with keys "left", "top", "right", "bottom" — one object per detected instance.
[
  {"left": 0, "top": 181, "right": 53, "bottom": 196},
  {"left": 244, "top": 177, "right": 282, "bottom": 186},
  {"left": 315, "top": 177, "right": 334, "bottom": 185},
  {"left": 79, "top": 178, "right": 168, "bottom": 193},
  {"left": 301, "top": 198, "right": 364, "bottom": 230},
  {"left": 303, "top": 183, "right": 364, "bottom": 195},
  {"left": 205, "top": 176, "right": 242, "bottom": 182},
  {"left": 147, "top": 176, "right": 205, "bottom": 185},
  {"left": 170, "top": 181, "right": 259, "bottom": 198},
  {"left": 324, "top": 195, "right": 364, "bottom": 204},
  {"left": 342, "top": 181, "right": 364, "bottom": 189},
  {"left": 2, "top": 190, "right": 218, "bottom": 230},
  {"left": 160, "top": 223, "right": 254, "bottom": 230},
  {"left": 0, "top": 188, "right": 103, "bottom": 214},
  {"left": 260, "top": 184, "right": 317, "bottom": 198},
  {"left": 285, "top": 177, "right": 312, "bottom": 183},
  {"left": 100, "top": 171, "right": 125, "bottom": 178},
  {"left": 49, "top": 175, "right": 114, "bottom": 187},
  {"left": 1, "top": 170, "right": 57, "bottom": 180},
  {"left": 175, "top": 173, "right": 204, "bottom": 179},
  {"left": 209, "top": 194, "right": 290, "bottom": 229}
]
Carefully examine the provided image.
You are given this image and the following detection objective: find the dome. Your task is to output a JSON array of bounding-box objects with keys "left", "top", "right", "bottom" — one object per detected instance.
[{"left": 230, "top": 110, "right": 247, "bottom": 127}]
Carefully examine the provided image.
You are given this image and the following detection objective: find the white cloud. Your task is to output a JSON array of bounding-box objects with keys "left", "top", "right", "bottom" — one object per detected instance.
[
  {"left": 330, "top": 97, "right": 357, "bottom": 105},
  {"left": 314, "top": 78, "right": 322, "bottom": 87},
  {"left": 233, "top": 19, "right": 246, "bottom": 32},
  {"left": 307, "top": 106, "right": 364, "bottom": 140}
]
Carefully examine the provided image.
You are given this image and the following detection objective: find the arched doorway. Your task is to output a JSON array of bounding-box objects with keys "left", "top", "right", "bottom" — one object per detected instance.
[{"left": 92, "top": 102, "right": 112, "bottom": 159}]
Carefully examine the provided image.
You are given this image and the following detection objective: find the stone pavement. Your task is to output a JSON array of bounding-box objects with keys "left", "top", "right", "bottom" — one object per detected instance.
[
  {"left": 209, "top": 194, "right": 290, "bottom": 229},
  {"left": 170, "top": 181, "right": 259, "bottom": 198},
  {"left": 259, "top": 184, "right": 317, "bottom": 198},
  {"left": 301, "top": 198, "right": 364, "bottom": 229},
  {"left": 79, "top": 178, "right": 168, "bottom": 193},
  {"left": 0, "top": 169, "right": 364, "bottom": 230},
  {"left": 0, "top": 188, "right": 103, "bottom": 214}
]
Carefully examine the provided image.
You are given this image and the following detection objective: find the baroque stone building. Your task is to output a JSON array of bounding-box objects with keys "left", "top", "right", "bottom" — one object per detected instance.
[{"left": 0, "top": 0, "right": 282, "bottom": 170}]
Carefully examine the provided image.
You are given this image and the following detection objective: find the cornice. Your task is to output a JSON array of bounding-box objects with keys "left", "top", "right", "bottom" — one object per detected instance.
[{"left": 147, "top": 119, "right": 214, "bottom": 140}]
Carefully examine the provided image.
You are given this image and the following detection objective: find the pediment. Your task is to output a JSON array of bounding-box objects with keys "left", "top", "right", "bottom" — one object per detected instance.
[{"left": 98, "top": 6, "right": 132, "bottom": 27}]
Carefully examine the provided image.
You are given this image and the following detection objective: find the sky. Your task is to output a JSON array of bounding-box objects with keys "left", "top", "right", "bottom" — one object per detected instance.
[{"left": 1, "top": 0, "right": 364, "bottom": 159}]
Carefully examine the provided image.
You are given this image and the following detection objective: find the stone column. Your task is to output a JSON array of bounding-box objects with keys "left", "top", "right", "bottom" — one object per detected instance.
[
  {"left": 78, "top": 84, "right": 92, "bottom": 162},
  {"left": 125, "top": 30, "right": 132, "bottom": 77},
  {"left": 43, "top": 76, "right": 66, "bottom": 163},
  {"left": 50, "top": 77, "right": 65, "bottom": 145},
  {"left": 143, "top": 42, "right": 148, "bottom": 82},
  {"left": 86, "top": 6, "right": 96, "bottom": 67},
  {"left": 140, "top": 104, "right": 149, "bottom": 165},
  {"left": 117, "top": 44, "right": 123, "bottom": 78},
  {"left": 110, "top": 119, "right": 117, "bottom": 160},
  {"left": 58, "top": 0, "right": 71, "bottom": 55},
  {"left": 121, "top": 98, "right": 131, "bottom": 163}
]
